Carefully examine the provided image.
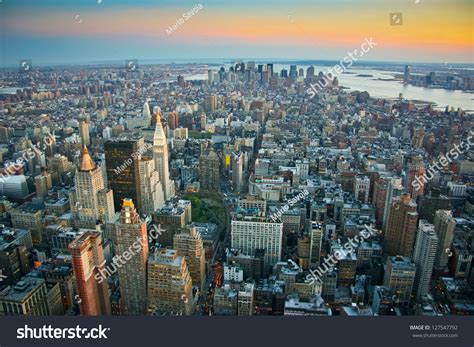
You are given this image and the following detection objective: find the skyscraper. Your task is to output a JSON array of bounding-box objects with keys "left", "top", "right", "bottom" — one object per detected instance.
[
  {"left": 199, "top": 146, "right": 220, "bottom": 190},
  {"left": 138, "top": 156, "right": 165, "bottom": 214},
  {"left": 142, "top": 101, "right": 151, "bottom": 118},
  {"left": 232, "top": 152, "right": 243, "bottom": 193},
  {"left": 69, "top": 146, "right": 115, "bottom": 228},
  {"left": 231, "top": 216, "right": 283, "bottom": 271},
  {"left": 104, "top": 138, "right": 144, "bottom": 212},
  {"left": 110, "top": 199, "right": 148, "bottom": 315},
  {"left": 384, "top": 194, "right": 419, "bottom": 257},
  {"left": 147, "top": 249, "right": 193, "bottom": 316},
  {"left": 433, "top": 210, "right": 456, "bottom": 269},
  {"left": 204, "top": 95, "right": 217, "bottom": 113},
  {"left": 79, "top": 120, "right": 90, "bottom": 147},
  {"left": 404, "top": 65, "right": 410, "bottom": 83},
  {"left": 383, "top": 256, "right": 416, "bottom": 306},
  {"left": 413, "top": 220, "right": 438, "bottom": 300},
  {"left": 173, "top": 225, "right": 206, "bottom": 292},
  {"left": 382, "top": 177, "right": 404, "bottom": 230},
  {"left": 69, "top": 232, "right": 111, "bottom": 315},
  {"left": 309, "top": 221, "right": 323, "bottom": 268},
  {"left": 153, "top": 114, "right": 175, "bottom": 201}
]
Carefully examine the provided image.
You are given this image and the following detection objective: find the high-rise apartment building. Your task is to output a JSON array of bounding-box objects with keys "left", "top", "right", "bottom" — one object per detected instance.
[
  {"left": 383, "top": 256, "right": 416, "bottom": 306},
  {"left": 231, "top": 217, "right": 283, "bottom": 271},
  {"left": 309, "top": 221, "right": 323, "bottom": 268},
  {"left": 110, "top": 199, "right": 148, "bottom": 314},
  {"left": 384, "top": 194, "right": 419, "bottom": 256},
  {"left": 147, "top": 249, "right": 193, "bottom": 316},
  {"left": 69, "top": 232, "right": 111, "bottom": 315},
  {"left": 413, "top": 220, "right": 438, "bottom": 300},
  {"left": 173, "top": 225, "right": 206, "bottom": 292},
  {"left": 153, "top": 199, "right": 192, "bottom": 246},
  {"left": 382, "top": 177, "right": 404, "bottom": 230},
  {"left": 199, "top": 147, "right": 220, "bottom": 190},
  {"left": 69, "top": 146, "right": 115, "bottom": 228},
  {"left": 204, "top": 95, "right": 217, "bottom": 113},
  {"left": 419, "top": 188, "right": 451, "bottom": 223}
]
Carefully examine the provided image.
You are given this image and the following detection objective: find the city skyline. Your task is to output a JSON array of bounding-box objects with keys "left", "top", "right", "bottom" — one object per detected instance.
[{"left": 1, "top": 0, "right": 473, "bottom": 65}]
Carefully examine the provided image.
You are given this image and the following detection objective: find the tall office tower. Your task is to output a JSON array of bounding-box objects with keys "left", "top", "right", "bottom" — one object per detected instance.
[
  {"left": 309, "top": 221, "right": 323, "bottom": 268},
  {"left": 266, "top": 63, "right": 274, "bottom": 77},
  {"left": 411, "top": 128, "right": 425, "bottom": 149},
  {"left": 69, "top": 232, "right": 111, "bottom": 316},
  {"left": 138, "top": 156, "right": 164, "bottom": 214},
  {"left": 147, "top": 249, "right": 193, "bottom": 316},
  {"left": 384, "top": 194, "right": 419, "bottom": 257},
  {"left": 289, "top": 65, "right": 298, "bottom": 80},
  {"left": 232, "top": 152, "right": 243, "bottom": 193},
  {"left": 200, "top": 113, "right": 207, "bottom": 130},
  {"left": 48, "top": 154, "right": 73, "bottom": 184},
  {"left": 382, "top": 177, "right": 404, "bottom": 230},
  {"left": 142, "top": 101, "right": 151, "bottom": 118},
  {"left": 69, "top": 146, "right": 115, "bottom": 228},
  {"left": 168, "top": 111, "right": 179, "bottom": 130},
  {"left": 404, "top": 65, "right": 410, "bottom": 83},
  {"left": 413, "top": 220, "right": 438, "bottom": 300},
  {"left": 207, "top": 69, "right": 214, "bottom": 84},
  {"left": 231, "top": 216, "right": 283, "bottom": 271},
  {"left": 43, "top": 134, "right": 57, "bottom": 157},
  {"left": 383, "top": 256, "right": 416, "bottom": 306},
  {"left": 104, "top": 138, "right": 144, "bottom": 212},
  {"left": 34, "top": 169, "right": 52, "bottom": 198},
  {"left": 199, "top": 147, "right": 220, "bottom": 190},
  {"left": 79, "top": 120, "right": 90, "bottom": 147},
  {"left": 153, "top": 114, "right": 175, "bottom": 201},
  {"left": 297, "top": 232, "right": 311, "bottom": 270},
  {"left": 204, "top": 95, "right": 217, "bottom": 113},
  {"left": 433, "top": 210, "right": 456, "bottom": 269},
  {"left": 306, "top": 66, "right": 315, "bottom": 78},
  {"left": 110, "top": 199, "right": 148, "bottom": 315},
  {"left": 373, "top": 177, "right": 389, "bottom": 225},
  {"left": 173, "top": 225, "right": 206, "bottom": 292},
  {"left": 177, "top": 75, "right": 185, "bottom": 87},
  {"left": 321, "top": 271, "right": 337, "bottom": 302},
  {"left": 407, "top": 154, "right": 426, "bottom": 199},
  {"left": 419, "top": 188, "right": 451, "bottom": 223}
]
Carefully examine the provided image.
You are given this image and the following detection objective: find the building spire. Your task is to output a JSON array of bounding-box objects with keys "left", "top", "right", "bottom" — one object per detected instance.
[{"left": 79, "top": 145, "right": 96, "bottom": 171}]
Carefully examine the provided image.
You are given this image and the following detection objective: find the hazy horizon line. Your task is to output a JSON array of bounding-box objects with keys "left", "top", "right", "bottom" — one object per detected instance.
[{"left": 1, "top": 58, "right": 473, "bottom": 69}]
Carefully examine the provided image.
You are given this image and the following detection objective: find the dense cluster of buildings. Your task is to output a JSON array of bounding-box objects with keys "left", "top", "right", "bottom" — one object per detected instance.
[{"left": 0, "top": 60, "right": 472, "bottom": 316}]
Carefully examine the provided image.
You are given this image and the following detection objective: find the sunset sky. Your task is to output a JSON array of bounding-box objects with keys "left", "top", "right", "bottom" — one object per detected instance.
[{"left": 0, "top": 0, "right": 472, "bottom": 65}]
